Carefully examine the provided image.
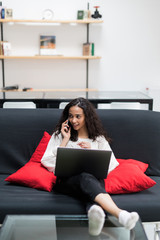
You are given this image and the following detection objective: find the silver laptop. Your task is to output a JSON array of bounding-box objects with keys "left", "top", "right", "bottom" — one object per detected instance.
[{"left": 55, "top": 147, "right": 111, "bottom": 179}]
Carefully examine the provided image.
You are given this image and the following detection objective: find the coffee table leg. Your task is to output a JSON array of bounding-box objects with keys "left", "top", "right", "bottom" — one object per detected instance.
[{"left": 155, "top": 223, "right": 160, "bottom": 240}]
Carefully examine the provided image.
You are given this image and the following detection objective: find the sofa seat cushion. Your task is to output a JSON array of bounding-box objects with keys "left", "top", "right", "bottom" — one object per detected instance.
[
  {"left": 0, "top": 174, "right": 86, "bottom": 224},
  {"left": 111, "top": 176, "right": 160, "bottom": 222},
  {"left": 1, "top": 174, "right": 160, "bottom": 223}
]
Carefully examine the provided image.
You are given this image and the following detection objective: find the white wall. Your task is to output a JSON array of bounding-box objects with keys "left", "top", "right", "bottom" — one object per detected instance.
[{"left": 1, "top": 0, "right": 160, "bottom": 110}]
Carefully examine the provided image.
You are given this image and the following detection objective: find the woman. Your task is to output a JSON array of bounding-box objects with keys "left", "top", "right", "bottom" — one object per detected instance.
[{"left": 41, "top": 97, "right": 139, "bottom": 236}]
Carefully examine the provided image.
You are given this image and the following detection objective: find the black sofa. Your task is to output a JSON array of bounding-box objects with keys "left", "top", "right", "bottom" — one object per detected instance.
[{"left": 1, "top": 108, "right": 160, "bottom": 224}]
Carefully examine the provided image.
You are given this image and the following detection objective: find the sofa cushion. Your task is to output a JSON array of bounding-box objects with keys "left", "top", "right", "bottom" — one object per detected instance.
[
  {"left": 111, "top": 176, "right": 160, "bottom": 222},
  {"left": 29, "top": 131, "right": 51, "bottom": 163},
  {"left": 1, "top": 109, "right": 160, "bottom": 176},
  {"left": 1, "top": 174, "right": 160, "bottom": 223},
  {"left": 1, "top": 174, "right": 86, "bottom": 224},
  {"left": 97, "top": 109, "right": 160, "bottom": 176},
  {"left": 0, "top": 109, "right": 62, "bottom": 174},
  {"left": 5, "top": 132, "right": 56, "bottom": 192},
  {"left": 5, "top": 162, "right": 56, "bottom": 192},
  {"left": 105, "top": 159, "right": 156, "bottom": 194},
  {"left": 117, "top": 159, "right": 149, "bottom": 171}
]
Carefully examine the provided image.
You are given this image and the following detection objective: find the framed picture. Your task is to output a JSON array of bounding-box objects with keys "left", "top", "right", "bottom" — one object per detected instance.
[{"left": 39, "top": 35, "right": 57, "bottom": 55}]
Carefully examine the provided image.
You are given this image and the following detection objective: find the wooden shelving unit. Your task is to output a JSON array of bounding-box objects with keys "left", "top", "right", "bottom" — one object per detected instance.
[
  {"left": 0, "top": 88, "right": 98, "bottom": 92},
  {"left": 0, "top": 18, "right": 103, "bottom": 98},
  {"left": 0, "top": 19, "right": 103, "bottom": 24},
  {"left": 0, "top": 55, "right": 101, "bottom": 60}
]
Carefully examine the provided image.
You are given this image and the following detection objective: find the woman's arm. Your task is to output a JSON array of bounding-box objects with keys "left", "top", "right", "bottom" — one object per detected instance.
[
  {"left": 41, "top": 133, "right": 62, "bottom": 172},
  {"left": 60, "top": 119, "right": 71, "bottom": 147},
  {"left": 41, "top": 120, "right": 71, "bottom": 173}
]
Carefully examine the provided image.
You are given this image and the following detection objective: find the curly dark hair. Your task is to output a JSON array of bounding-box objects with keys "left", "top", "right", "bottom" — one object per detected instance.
[{"left": 54, "top": 97, "right": 110, "bottom": 142}]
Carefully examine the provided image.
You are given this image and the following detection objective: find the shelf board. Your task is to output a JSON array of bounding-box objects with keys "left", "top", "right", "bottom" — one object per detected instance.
[
  {"left": 0, "top": 88, "right": 98, "bottom": 92},
  {"left": 0, "top": 55, "right": 101, "bottom": 60},
  {"left": 0, "top": 19, "right": 103, "bottom": 24}
]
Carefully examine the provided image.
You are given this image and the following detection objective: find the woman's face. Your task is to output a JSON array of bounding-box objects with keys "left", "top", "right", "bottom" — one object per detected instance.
[{"left": 68, "top": 106, "right": 86, "bottom": 132}]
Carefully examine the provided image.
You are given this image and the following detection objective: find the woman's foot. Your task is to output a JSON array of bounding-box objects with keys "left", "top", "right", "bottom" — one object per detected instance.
[
  {"left": 88, "top": 205, "right": 105, "bottom": 236},
  {"left": 119, "top": 210, "right": 139, "bottom": 230}
]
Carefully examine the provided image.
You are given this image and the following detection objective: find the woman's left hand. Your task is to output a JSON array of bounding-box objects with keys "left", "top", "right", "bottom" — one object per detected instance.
[{"left": 78, "top": 141, "right": 91, "bottom": 149}]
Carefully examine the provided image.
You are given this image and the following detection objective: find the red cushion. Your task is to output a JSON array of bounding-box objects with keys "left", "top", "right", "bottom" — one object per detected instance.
[
  {"left": 104, "top": 159, "right": 156, "bottom": 194},
  {"left": 5, "top": 134, "right": 156, "bottom": 194},
  {"left": 5, "top": 131, "right": 57, "bottom": 192},
  {"left": 30, "top": 131, "right": 51, "bottom": 163},
  {"left": 117, "top": 159, "right": 148, "bottom": 172}
]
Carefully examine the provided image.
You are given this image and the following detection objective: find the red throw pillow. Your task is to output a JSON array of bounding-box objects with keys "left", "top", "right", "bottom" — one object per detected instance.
[
  {"left": 105, "top": 159, "right": 156, "bottom": 194},
  {"left": 29, "top": 131, "right": 51, "bottom": 163},
  {"left": 5, "top": 131, "right": 56, "bottom": 192},
  {"left": 117, "top": 159, "right": 148, "bottom": 172}
]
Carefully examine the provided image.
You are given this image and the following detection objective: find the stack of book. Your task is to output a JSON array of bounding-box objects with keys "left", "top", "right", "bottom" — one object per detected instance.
[{"left": 83, "top": 42, "right": 94, "bottom": 56}]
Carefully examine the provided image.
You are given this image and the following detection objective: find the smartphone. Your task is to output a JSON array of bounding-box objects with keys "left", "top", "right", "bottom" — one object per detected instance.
[{"left": 65, "top": 120, "right": 71, "bottom": 132}]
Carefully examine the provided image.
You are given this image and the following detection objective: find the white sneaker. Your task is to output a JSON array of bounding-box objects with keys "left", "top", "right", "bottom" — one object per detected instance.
[
  {"left": 119, "top": 210, "right": 139, "bottom": 230},
  {"left": 88, "top": 205, "right": 105, "bottom": 236}
]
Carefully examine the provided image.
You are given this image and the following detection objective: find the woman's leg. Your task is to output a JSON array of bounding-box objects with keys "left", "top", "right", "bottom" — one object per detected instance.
[
  {"left": 95, "top": 193, "right": 121, "bottom": 218},
  {"left": 54, "top": 172, "right": 107, "bottom": 199},
  {"left": 94, "top": 193, "right": 139, "bottom": 231},
  {"left": 55, "top": 173, "right": 139, "bottom": 235},
  {"left": 79, "top": 173, "right": 139, "bottom": 235},
  {"left": 87, "top": 204, "right": 106, "bottom": 236}
]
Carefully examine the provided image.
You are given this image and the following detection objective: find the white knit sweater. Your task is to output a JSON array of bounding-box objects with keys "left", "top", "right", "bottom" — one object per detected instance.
[{"left": 41, "top": 133, "right": 119, "bottom": 174}]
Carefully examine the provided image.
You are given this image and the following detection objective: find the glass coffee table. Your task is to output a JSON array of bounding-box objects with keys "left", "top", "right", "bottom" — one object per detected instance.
[{"left": 0, "top": 215, "right": 148, "bottom": 240}]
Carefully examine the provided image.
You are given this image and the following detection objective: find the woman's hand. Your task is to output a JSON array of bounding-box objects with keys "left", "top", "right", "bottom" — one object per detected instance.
[
  {"left": 78, "top": 141, "right": 91, "bottom": 149},
  {"left": 61, "top": 120, "right": 71, "bottom": 140}
]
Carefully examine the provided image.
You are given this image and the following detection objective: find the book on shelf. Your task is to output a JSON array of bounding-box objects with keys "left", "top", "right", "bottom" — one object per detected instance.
[
  {"left": 83, "top": 42, "right": 94, "bottom": 56},
  {"left": 77, "top": 10, "right": 91, "bottom": 20},
  {"left": 77, "top": 10, "right": 84, "bottom": 20},
  {"left": 0, "top": 41, "right": 11, "bottom": 55},
  {"left": 39, "top": 35, "right": 57, "bottom": 56},
  {"left": 0, "top": 41, "right": 3, "bottom": 55},
  {"left": 5, "top": 8, "right": 13, "bottom": 19}
]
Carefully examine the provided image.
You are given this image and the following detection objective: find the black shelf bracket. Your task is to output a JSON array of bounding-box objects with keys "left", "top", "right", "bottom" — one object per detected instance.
[{"left": 0, "top": 22, "right": 5, "bottom": 99}]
